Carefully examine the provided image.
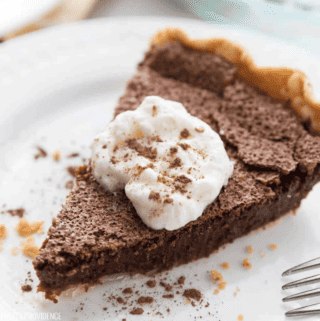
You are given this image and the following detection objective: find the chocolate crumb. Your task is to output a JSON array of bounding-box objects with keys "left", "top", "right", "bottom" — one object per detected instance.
[
  {"left": 21, "top": 285, "right": 32, "bottom": 292},
  {"left": 160, "top": 281, "right": 172, "bottom": 291},
  {"left": 130, "top": 307, "right": 144, "bottom": 315},
  {"left": 183, "top": 289, "right": 202, "bottom": 302},
  {"left": 7, "top": 208, "right": 25, "bottom": 218},
  {"left": 103, "top": 307, "right": 107, "bottom": 311},
  {"left": 102, "top": 144, "right": 107, "bottom": 149},
  {"left": 34, "top": 146, "right": 47, "bottom": 159},
  {"left": 66, "top": 166, "right": 77, "bottom": 177},
  {"left": 146, "top": 280, "right": 156, "bottom": 288},
  {"left": 122, "top": 287, "right": 133, "bottom": 294},
  {"left": 210, "top": 270, "right": 223, "bottom": 283},
  {"left": 162, "top": 294, "right": 174, "bottom": 299},
  {"left": 180, "top": 128, "right": 191, "bottom": 139},
  {"left": 137, "top": 296, "right": 154, "bottom": 305},
  {"left": 178, "top": 276, "right": 186, "bottom": 285},
  {"left": 68, "top": 153, "right": 79, "bottom": 158},
  {"left": 65, "top": 180, "right": 74, "bottom": 190}
]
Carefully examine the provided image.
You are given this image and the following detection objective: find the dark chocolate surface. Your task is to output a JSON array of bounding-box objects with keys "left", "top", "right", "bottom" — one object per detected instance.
[{"left": 34, "top": 41, "right": 320, "bottom": 300}]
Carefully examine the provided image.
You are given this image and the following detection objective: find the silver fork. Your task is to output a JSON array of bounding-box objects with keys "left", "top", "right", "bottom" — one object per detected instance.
[{"left": 282, "top": 257, "right": 320, "bottom": 317}]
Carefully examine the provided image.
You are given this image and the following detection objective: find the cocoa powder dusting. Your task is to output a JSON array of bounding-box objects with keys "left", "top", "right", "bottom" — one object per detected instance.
[
  {"left": 175, "top": 175, "right": 192, "bottom": 184},
  {"left": 126, "top": 138, "right": 157, "bottom": 160}
]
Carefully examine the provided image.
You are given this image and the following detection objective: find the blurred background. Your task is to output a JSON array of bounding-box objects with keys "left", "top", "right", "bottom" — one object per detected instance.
[{"left": 0, "top": 0, "right": 320, "bottom": 54}]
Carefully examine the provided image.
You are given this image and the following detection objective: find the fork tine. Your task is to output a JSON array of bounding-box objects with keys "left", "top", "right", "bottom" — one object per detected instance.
[
  {"left": 282, "top": 257, "right": 320, "bottom": 276},
  {"left": 283, "top": 287, "right": 320, "bottom": 302},
  {"left": 282, "top": 274, "right": 320, "bottom": 290},
  {"left": 285, "top": 302, "right": 320, "bottom": 317}
]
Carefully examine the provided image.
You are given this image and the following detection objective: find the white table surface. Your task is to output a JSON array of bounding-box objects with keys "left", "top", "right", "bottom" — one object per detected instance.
[
  {"left": 87, "top": 0, "right": 320, "bottom": 55},
  {"left": 88, "top": 0, "right": 197, "bottom": 20}
]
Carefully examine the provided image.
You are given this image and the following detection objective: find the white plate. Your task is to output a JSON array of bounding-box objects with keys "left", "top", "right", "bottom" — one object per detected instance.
[
  {"left": 0, "top": 16, "right": 320, "bottom": 321},
  {"left": 0, "top": 0, "right": 61, "bottom": 36}
]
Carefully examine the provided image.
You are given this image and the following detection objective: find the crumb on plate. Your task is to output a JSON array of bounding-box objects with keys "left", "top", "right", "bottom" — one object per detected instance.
[
  {"left": 245, "top": 246, "right": 254, "bottom": 254},
  {"left": 21, "top": 236, "right": 39, "bottom": 259},
  {"left": 15, "top": 218, "right": 44, "bottom": 237},
  {"left": 242, "top": 257, "right": 252, "bottom": 270},
  {"left": 270, "top": 244, "right": 277, "bottom": 251},
  {"left": 11, "top": 247, "right": 20, "bottom": 255},
  {"left": 52, "top": 150, "right": 60, "bottom": 162}
]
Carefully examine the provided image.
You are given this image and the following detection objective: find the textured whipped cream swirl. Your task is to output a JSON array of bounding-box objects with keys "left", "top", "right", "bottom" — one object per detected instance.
[{"left": 91, "top": 96, "right": 233, "bottom": 230}]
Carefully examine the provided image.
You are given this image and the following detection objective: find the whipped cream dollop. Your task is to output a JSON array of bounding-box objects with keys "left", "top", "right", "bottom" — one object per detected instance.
[{"left": 91, "top": 96, "right": 234, "bottom": 230}]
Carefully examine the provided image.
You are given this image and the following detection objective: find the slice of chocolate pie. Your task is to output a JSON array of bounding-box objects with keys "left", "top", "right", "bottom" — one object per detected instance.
[{"left": 33, "top": 29, "right": 320, "bottom": 302}]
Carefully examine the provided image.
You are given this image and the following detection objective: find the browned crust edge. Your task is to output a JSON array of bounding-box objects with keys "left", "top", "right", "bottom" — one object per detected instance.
[{"left": 150, "top": 28, "right": 320, "bottom": 133}]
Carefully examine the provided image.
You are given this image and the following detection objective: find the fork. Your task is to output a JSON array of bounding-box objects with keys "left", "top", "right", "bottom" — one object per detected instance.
[{"left": 282, "top": 257, "right": 320, "bottom": 317}]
